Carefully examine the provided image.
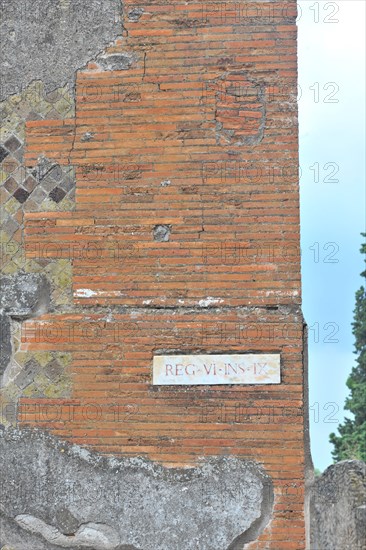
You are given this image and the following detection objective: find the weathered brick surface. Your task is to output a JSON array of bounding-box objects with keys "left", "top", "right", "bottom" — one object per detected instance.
[{"left": 20, "top": 1, "right": 305, "bottom": 547}]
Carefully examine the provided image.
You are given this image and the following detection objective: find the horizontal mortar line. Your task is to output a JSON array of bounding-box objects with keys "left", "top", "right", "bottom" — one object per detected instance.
[
  {"left": 39, "top": 304, "right": 302, "bottom": 313},
  {"left": 26, "top": 310, "right": 303, "bottom": 320}
]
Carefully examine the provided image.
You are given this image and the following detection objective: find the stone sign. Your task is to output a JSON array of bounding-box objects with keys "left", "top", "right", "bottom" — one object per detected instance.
[{"left": 153, "top": 354, "right": 281, "bottom": 385}]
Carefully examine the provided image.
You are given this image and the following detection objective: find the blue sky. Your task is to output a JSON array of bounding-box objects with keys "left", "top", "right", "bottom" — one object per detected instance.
[{"left": 298, "top": 0, "right": 366, "bottom": 470}]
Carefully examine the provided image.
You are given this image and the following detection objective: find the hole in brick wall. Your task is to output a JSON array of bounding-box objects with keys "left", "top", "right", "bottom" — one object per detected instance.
[
  {"left": 153, "top": 225, "right": 172, "bottom": 242},
  {"left": 81, "top": 132, "right": 95, "bottom": 142},
  {"left": 128, "top": 7, "right": 144, "bottom": 22},
  {"left": 160, "top": 179, "right": 171, "bottom": 187}
]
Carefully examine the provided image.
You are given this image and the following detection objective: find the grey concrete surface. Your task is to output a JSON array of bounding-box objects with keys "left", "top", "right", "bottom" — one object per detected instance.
[
  {"left": 0, "top": 0, "right": 122, "bottom": 101},
  {"left": 0, "top": 428, "right": 274, "bottom": 550},
  {"left": 310, "top": 460, "right": 366, "bottom": 549}
]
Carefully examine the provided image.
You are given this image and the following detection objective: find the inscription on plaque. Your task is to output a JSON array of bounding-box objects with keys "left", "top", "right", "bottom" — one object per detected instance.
[{"left": 152, "top": 354, "right": 281, "bottom": 385}]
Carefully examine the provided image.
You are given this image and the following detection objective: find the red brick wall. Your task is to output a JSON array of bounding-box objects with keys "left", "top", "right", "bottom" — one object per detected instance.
[{"left": 21, "top": 1, "right": 305, "bottom": 547}]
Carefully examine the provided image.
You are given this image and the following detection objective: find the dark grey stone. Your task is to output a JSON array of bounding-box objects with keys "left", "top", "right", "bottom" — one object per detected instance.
[
  {"left": 13, "top": 187, "right": 30, "bottom": 204},
  {"left": 49, "top": 186, "right": 67, "bottom": 203},
  {"left": 54, "top": 507, "right": 80, "bottom": 535},
  {"left": 0, "top": 428, "right": 274, "bottom": 550},
  {"left": 0, "top": 312, "right": 12, "bottom": 377}
]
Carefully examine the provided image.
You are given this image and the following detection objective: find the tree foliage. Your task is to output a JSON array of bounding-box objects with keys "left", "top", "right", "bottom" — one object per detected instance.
[{"left": 329, "top": 234, "right": 366, "bottom": 461}]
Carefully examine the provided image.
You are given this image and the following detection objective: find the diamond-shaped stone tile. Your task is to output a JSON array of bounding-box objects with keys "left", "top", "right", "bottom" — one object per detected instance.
[
  {"left": 48, "top": 164, "right": 63, "bottom": 182},
  {"left": 2, "top": 216, "right": 19, "bottom": 236},
  {"left": 47, "top": 108, "right": 61, "bottom": 120},
  {"left": 41, "top": 176, "right": 59, "bottom": 192},
  {"left": 13, "top": 187, "right": 30, "bottom": 204},
  {"left": 15, "top": 359, "right": 41, "bottom": 390},
  {"left": 30, "top": 187, "right": 47, "bottom": 203},
  {"left": 32, "top": 158, "right": 53, "bottom": 182},
  {"left": 23, "top": 383, "right": 46, "bottom": 398},
  {"left": 0, "top": 146, "right": 9, "bottom": 163},
  {"left": 55, "top": 98, "right": 74, "bottom": 117},
  {"left": 44, "top": 89, "right": 61, "bottom": 103},
  {"left": 35, "top": 258, "right": 51, "bottom": 268},
  {"left": 1, "top": 260, "right": 18, "bottom": 275},
  {"left": 59, "top": 177, "right": 75, "bottom": 193},
  {"left": 49, "top": 186, "right": 66, "bottom": 203},
  {"left": 26, "top": 111, "right": 42, "bottom": 121},
  {"left": 2, "top": 399, "right": 18, "bottom": 423},
  {"left": 0, "top": 186, "right": 11, "bottom": 203},
  {"left": 4, "top": 135, "right": 21, "bottom": 152},
  {"left": 12, "top": 251, "right": 27, "bottom": 269},
  {"left": 2, "top": 157, "right": 18, "bottom": 174},
  {"left": 13, "top": 147, "right": 25, "bottom": 162},
  {"left": 11, "top": 165, "right": 28, "bottom": 184},
  {"left": 23, "top": 175, "right": 37, "bottom": 192},
  {"left": 23, "top": 198, "right": 39, "bottom": 212},
  {"left": 44, "top": 359, "right": 64, "bottom": 381},
  {"left": 4, "top": 197, "right": 21, "bottom": 215},
  {"left": 0, "top": 229, "right": 11, "bottom": 246},
  {"left": 4, "top": 177, "right": 18, "bottom": 194}
]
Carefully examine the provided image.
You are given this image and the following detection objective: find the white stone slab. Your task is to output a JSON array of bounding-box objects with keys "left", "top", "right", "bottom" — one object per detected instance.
[{"left": 152, "top": 354, "right": 281, "bottom": 385}]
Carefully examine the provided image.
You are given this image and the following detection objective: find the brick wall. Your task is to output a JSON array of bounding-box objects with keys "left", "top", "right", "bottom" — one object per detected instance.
[{"left": 19, "top": 1, "right": 305, "bottom": 547}]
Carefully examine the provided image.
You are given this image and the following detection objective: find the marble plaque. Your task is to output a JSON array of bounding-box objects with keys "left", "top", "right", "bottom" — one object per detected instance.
[{"left": 152, "top": 354, "right": 281, "bottom": 385}]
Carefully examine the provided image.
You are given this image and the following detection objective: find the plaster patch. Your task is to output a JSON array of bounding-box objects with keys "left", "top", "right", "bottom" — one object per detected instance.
[
  {"left": 198, "top": 297, "right": 224, "bottom": 307},
  {"left": 74, "top": 289, "right": 97, "bottom": 298}
]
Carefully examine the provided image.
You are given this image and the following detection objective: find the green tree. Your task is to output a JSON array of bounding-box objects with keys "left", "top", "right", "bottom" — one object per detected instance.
[{"left": 329, "top": 234, "right": 366, "bottom": 461}]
